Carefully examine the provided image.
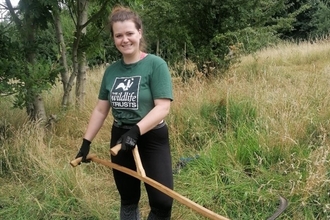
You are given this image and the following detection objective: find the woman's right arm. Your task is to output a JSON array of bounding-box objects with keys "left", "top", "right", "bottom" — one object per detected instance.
[{"left": 83, "top": 99, "right": 111, "bottom": 141}]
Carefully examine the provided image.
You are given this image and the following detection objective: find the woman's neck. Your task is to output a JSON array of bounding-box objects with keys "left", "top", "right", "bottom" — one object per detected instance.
[{"left": 123, "top": 51, "right": 143, "bottom": 64}]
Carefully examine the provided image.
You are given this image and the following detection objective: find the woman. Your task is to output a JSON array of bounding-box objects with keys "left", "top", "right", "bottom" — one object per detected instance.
[{"left": 75, "top": 5, "right": 174, "bottom": 220}]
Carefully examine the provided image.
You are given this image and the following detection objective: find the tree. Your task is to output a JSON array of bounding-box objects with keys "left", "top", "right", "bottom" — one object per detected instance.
[
  {"left": 53, "top": 2, "right": 71, "bottom": 106},
  {"left": 60, "top": 0, "right": 113, "bottom": 108},
  {"left": 275, "top": 0, "right": 329, "bottom": 40},
  {"left": 0, "top": 23, "right": 25, "bottom": 97},
  {"left": 310, "top": 0, "right": 330, "bottom": 38},
  {"left": 139, "top": 0, "right": 295, "bottom": 75},
  {"left": 2, "top": 0, "right": 60, "bottom": 122},
  {"left": 139, "top": 1, "right": 191, "bottom": 63}
]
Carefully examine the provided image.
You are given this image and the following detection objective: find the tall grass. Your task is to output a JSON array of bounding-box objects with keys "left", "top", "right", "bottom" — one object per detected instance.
[{"left": 1, "top": 39, "right": 330, "bottom": 219}]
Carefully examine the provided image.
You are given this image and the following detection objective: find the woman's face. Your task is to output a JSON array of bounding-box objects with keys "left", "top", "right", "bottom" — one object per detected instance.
[{"left": 112, "top": 20, "right": 141, "bottom": 57}]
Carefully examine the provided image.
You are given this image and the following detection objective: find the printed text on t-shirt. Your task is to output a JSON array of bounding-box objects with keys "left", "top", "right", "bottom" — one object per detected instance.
[{"left": 110, "top": 76, "right": 141, "bottom": 109}]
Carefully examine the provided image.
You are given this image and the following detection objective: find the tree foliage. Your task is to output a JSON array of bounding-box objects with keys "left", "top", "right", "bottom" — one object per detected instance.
[
  {"left": 139, "top": 0, "right": 296, "bottom": 73},
  {"left": 1, "top": 0, "right": 329, "bottom": 116},
  {"left": 1, "top": 0, "right": 60, "bottom": 118},
  {"left": 0, "top": 24, "right": 25, "bottom": 97},
  {"left": 310, "top": 0, "right": 330, "bottom": 37}
]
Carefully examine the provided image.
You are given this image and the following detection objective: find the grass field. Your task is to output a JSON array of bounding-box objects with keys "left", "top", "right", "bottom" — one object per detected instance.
[{"left": 1, "top": 39, "right": 330, "bottom": 219}]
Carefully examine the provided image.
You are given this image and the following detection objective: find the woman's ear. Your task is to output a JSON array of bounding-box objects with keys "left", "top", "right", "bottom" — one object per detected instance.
[{"left": 138, "top": 29, "right": 142, "bottom": 38}]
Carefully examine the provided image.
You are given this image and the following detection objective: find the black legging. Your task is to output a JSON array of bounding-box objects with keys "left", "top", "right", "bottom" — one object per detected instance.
[{"left": 110, "top": 123, "right": 173, "bottom": 218}]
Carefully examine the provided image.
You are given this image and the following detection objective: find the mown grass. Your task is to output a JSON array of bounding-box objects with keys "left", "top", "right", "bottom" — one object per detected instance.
[{"left": 1, "top": 39, "right": 330, "bottom": 219}]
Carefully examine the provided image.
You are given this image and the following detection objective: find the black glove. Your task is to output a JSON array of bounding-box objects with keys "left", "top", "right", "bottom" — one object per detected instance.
[
  {"left": 117, "top": 125, "right": 140, "bottom": 151},
  {"left": 75, "top": 138, "right": 91, "bottom": 163}
]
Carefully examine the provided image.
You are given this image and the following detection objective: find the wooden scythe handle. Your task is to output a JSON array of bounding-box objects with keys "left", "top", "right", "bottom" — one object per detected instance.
[
  {"left": 132, "top": 147, "right": 146, "bottom": 177},
  {"left": 70, "top": 153, "right": 97, "bottom": 167},
  {"left": 109, "top": 144, "right": 121, "bottom": 156},
  {"left": 110, "top": 144, "right": 146, "bottom": 177},
  {"left": 70, "top": 152, "right": 230, "bottom": 220}
]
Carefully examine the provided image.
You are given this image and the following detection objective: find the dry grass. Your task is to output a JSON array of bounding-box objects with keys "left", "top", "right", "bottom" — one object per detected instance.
[
  {"left": 1, "top": 39, "right": 330, "bottom": 219},
  {"left": 227, "top": 40, "right": 330, "bottom": 146}
]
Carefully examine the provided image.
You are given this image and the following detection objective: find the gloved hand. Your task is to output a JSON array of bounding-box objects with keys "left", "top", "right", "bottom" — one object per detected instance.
[
  {"left": 117, "top": 125, "right": 140, "bottom": 151},
  {"left": 75, "top": 138, "right": 91, "bottom": 163}
]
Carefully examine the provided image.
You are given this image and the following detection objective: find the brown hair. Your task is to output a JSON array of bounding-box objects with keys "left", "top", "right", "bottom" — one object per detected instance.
[{"left": 108, "top": 5, "right": 147, "bottom": 52}]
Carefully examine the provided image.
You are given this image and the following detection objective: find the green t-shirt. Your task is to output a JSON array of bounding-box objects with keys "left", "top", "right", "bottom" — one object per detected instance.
[{"left": 98, "top": 54, "right": 173, "bottom": 124}]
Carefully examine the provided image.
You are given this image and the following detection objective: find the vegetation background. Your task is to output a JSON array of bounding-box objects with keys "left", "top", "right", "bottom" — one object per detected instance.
[
  {"left": 1, "top": 0, "right": 330, "bottom": 219},
  {"left": 1, "top": 38, "right": 330, "bottom": 219}
]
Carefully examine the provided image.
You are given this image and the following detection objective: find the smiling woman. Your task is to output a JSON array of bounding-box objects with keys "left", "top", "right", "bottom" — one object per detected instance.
[
  {"left": 112, "top": 20, "right": 142, "bottom": 64},
  {"left": 74, "top": 5, "right": 175, "bottom": 220}
]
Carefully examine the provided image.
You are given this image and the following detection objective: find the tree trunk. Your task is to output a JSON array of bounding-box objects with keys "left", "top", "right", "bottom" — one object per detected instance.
[
  {"left": 75, "top": 0, "right": 88, "bottom": 108},
  {"left": 25, "top": 17, "right": 47, "bottom": 122},
  {"left": 53, "top": 7, "right": 72, "bottom": 108},
  {"left": 26, "top": 94, "right": 47, "bottom": 122},
  {"left": 64, "top": 0, "right": 110, "bottom": 108},
  {"left": 156, "top": 39, "right": 159, "bottom": 56},
  {"left": 76, "top": 51, "right": 87, "bottom": 107}
]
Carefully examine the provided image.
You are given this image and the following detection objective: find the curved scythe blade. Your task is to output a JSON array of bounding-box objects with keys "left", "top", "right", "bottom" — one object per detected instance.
[{"left": 267, "top": 196, "right": 288, "bottom": 220}]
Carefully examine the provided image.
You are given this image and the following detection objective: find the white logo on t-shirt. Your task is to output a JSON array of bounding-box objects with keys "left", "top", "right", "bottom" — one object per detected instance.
[
  {"left": 115, "top": 78, "right": 134, "bottom": 91},
  {"left": 111, "top": 76, "right": 141, "bottom": 109}
]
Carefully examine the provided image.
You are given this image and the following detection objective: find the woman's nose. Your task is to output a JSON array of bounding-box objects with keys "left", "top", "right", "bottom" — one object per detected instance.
[{"left": 122, "top": 35, "right": 129, "bottom": 42}]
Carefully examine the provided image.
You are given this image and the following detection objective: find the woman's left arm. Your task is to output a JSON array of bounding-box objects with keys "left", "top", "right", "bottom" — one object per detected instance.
[{"left": 137, "top": 98, "right": 171, "bottom": 135}]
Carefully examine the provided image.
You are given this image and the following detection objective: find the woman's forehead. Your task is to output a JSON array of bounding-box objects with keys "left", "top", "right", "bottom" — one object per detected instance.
[{"left": 112, "top": 20, "right": 137, "bottom": 32}]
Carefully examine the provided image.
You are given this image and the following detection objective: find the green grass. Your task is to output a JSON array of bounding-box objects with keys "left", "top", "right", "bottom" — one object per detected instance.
[{"left": 1, "top": 39, "right": 330, "bottom": 219}]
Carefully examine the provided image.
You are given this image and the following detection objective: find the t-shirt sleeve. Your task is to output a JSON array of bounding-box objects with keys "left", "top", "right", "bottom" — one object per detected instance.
[
  {"left": 150, "top": 60, "right": 173, "bottom": 101},
  {"left": 98, "top": 72, "right": 109, "bottom": 100}
]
